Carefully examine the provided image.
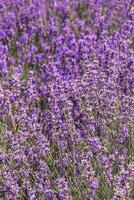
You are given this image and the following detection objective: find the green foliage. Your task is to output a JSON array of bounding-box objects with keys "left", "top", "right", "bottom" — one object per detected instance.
[
  {"left": 112, "top": 161, "right": 119, "bottom": 175},
  {"left": 50, "top": 141, "right": 59, "bottom": 160},
  {"left": 129, "top": 180, "right": 134, "bottom": 200},
  {"left": 108, "top": 22, "right": 121, "bottom": 36},
  {"left": 96, "top": 175, "right": 114, "bottom": 200},
  {"left": 4, "top": 115, "right": 13, "bottom": 131},
  {"left": 70, "top": 179, "right": 88, "bottom": 200},
  {"left": 65, "top": 164, "right": 75, "bottom": 183},
  {"left": 29, "top": 172, "right": 35, "bottom": 186},
  {"left": 9, "top": 41, "right": 18, "bottom": 58},
  {"left": 20, "top": 72, "right": 28, "bottom": 81},
  {"left": 77, "top": 3, "right": 87, "bottom": 19},
  {"left": 128, "top": 125, "right": 134, "bottom": 157},
  {"left": 91, "top": 157, "right": 114, "bottom": 200},
  {"left": 45, "top": 155, "right": 60, "bottom": 179},
  {"left": 39, "top": 96, "right": 48, "bottom": 111}
]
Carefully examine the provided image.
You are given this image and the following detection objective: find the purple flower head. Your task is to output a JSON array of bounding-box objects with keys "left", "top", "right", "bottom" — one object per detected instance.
[
  {"left": 0, "top": 45, "right": 7, "bottom": 55},
  {"left": 121, "top": 127, "right": 129, "bottom": 137},
  {"left": 29, "top": 26, "right": 37, "bottom": 35},
  {"left": 79, "top": 129, "right": 86, "bottom": 138},
  {"left": 7, "top": 12, "right": 16, "bottom": 20},
  {"left": 90, "top": 178, "right": 99, "bottom": 189},
  {"left": 0, "top": 29, "right": 6, "bottom": 39},
  {"left": 22, "top": 33, "right": 29, "bottom": 44},
  {"left": 121, "top": 148, "right": 127, "bottom": 156},
  {"left": 91, "top": 137, "right": 100, "bottom": 153},
  {"left": 0, "top": 150, "right": 5, "bottom": 164},
  {"left": 37, "top": 88, "right": 44, "bottom": 95},
  {"left": 9, "top": 94, "right": 17, "bottom": 103},
  {"left": 113, "top": 148, "right": 118, "bottom": 156},
  {"left": 14, "top": 66, "right": 23, "bottom": 74},
  {"left": 45, "top": 189, "right": 55, "bottom": 199},
  {"left": 28, "top": 191, "right": 36, "bottom": 200}
]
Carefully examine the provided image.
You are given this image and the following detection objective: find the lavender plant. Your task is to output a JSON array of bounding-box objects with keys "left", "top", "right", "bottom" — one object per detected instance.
[{"left": 0, "top": 0, "right": 134, "bottom": 199}]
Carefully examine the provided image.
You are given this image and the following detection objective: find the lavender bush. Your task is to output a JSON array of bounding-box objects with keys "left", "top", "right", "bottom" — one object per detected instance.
[{"left": 0, "top": 0, "right": 134, "bottom": 199}]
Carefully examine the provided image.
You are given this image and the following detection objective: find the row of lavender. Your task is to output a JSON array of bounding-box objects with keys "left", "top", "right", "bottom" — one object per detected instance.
[{"left": 0, "top": 0, "right": 134, "bottom": 199}]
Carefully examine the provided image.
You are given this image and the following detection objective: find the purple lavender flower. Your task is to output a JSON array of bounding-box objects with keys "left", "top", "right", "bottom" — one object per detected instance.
[
  {"left": 9, "top": 94, "right": 17, "bottom": 103},
  {"left": 28, "top": 191, "right": 36, "bottom": 200},
  {"left": 22, "top": 33, "right": 29, "bottom": 44},
  {"left": 90, "top": 179, "right": 99, "bottom": 190},
  {"left": 91, "top": 137, "right": 100, "bottom": 153},
  {"left": 0, "top": 29, "right": 6, "bottom": 39}
]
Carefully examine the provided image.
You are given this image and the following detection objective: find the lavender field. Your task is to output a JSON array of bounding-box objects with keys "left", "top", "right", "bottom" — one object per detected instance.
[{"left": 0, "top": 0, "right": 134, "bottom": 199}]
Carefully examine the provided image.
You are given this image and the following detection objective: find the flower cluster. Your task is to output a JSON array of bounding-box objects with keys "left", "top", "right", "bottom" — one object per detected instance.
[{"left": 0, "top": 0, "right": 134, "bottom": 199}]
